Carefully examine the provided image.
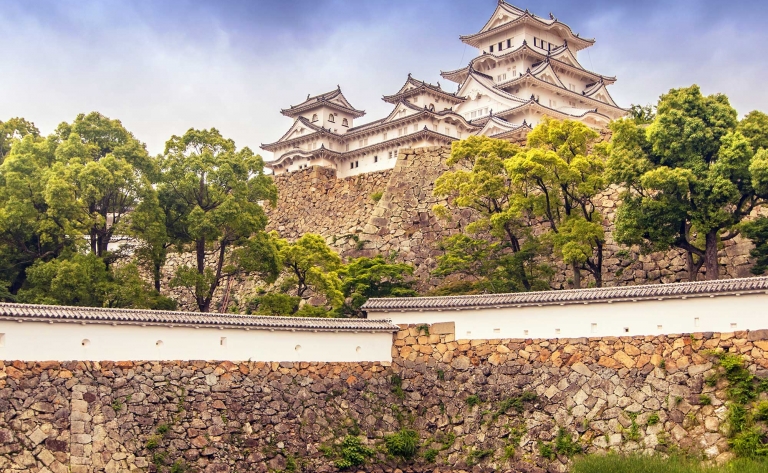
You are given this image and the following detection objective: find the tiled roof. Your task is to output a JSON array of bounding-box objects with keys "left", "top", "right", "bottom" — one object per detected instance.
[
  {"left": 0, "top": 303, "right": 399, "bottom": 332},
  {"left": 362, "top": 276, "right": 768, "bottom": 311}
]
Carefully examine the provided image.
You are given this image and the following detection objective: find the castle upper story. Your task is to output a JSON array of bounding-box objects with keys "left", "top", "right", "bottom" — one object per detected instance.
[{"left": 262, "top": 1, "right": 627, "bottom": 178}]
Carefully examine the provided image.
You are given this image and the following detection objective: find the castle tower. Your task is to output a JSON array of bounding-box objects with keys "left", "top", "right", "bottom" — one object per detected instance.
[{"left": 442, "top": 1, "right": 627, "bottom": 131}]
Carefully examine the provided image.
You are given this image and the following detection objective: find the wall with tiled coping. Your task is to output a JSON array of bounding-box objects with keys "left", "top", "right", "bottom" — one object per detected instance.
[{"left": 2, "top": 324, "right": 768, "bottom": 472}]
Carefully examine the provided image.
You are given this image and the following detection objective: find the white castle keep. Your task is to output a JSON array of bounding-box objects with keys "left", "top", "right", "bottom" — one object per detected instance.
[{"left": 262, "top": 1, "right": 628, "bottom": 178}]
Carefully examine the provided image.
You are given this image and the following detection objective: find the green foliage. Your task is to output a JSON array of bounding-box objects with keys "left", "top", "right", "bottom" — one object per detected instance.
[
  {"left": 162, "top": 127, "right": 278, "bottom": 312},
  {"left": 170, "top": 460, "right": 189, "bottom": 473},
  {"left": 330, "top": 435, "right": 375, "bottom": 470},
  {"left": 145, "top": 436, "right": 159, "bottom": 450},
  {"left": 608, "top": 85, "right": 767, "bottom": 281},
  {"left": 754, "top": 401, "right": 768, "bottom": 422},
  {"left": 466, "top": 395, "right": 481, "bottom": 408},
  {"left": 111, "top": 398, "right": 124, "bottom": 412},
  {"left": 538, "top": 441, "right": 555, "bottom": 460},
  {"left": 248, "top": 293, "right": 301, "bottom": 316},
  {"left": 490, "top": 391, "right": 537, "bottom": 422},
  {"left": 370, "top": 190, "right": 383, "bottom": 202},
  {"left": 699, "top": 394, "right": 712, "bottom": 406},
  {"left": 647, "top": 412, "right": 661, "bottom": 426},
  {"left": 390, "top": 374, "right": 405, "bottom": 400},
  {"left": 0, "top": 117, "right": 40, "bottom": 162},
  {"left": 553, "top": 427, "right": 583, "bottom": 457},
  {"left": 156, "top": 423, "right": 170, "bottom": 436},
  {"left": 337, "top": 254, "right": 416, "bottom": 317},
  {"left": 274, "top": 233, "right": 343, "bottom": 307},
  {"left": 737, "top": 111, "right": 768, "bottom": 153},
  {"left": 423, "top": 448, "right": 438, "bottom": 463},
  {"left": 384, "top": 428, "right": 419, "bottom": 460},
  {"left": 432, "top": 136, "right": 550, "bottom": 292},
  {"left": 629, "top": 104, "right": 656, "bottom": 125},
  {"left": 466, "top": 448, "right": 494, "bottom": 466},
  {"left": 572, "top": 453, "right": 768, "bottom": 473},
  {"left": 732, "top": 427, "right": 768, "bottom": 458},
  {"left": 740, "top": 217, "right": 768, "bottom": 275},
  {"left": 623, "top": 412, "right": 641, "bottom": 442}
]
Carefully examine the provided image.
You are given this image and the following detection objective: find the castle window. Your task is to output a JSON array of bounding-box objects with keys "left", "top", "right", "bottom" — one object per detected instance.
[
  {"left": 345, "top": 143, "right": 349, "bottom": 151},
  {"left": 428, "top": 103, "right": 435, "bottom": 111},
  {"left": 0, "top": 333, "right": 4, "bottom": 347},
  {"left": 507, "top": 39, "right": 511, "bottom": 48},
  {"left": 342, "top": 118, "right": 349, "bottom": 127},
  {"left": 398, "top": 128, "right": 403, "bottom": 137},
  {"left": 570, "top": 83, "right": 576, "bottom": 92},
  {"left": 497, "top": 73, "right": 506, "bottom": 82},
  {"left": 355, "top": 161, "right": 359, "bottom": 168},
  {"left": 498, "top": 41, "right": 503, "bottom": 51},
  {"left": 394, "top": 149, "right": 398, "bottom": 159},
  {"left": 350, "top": 162, "right": 354, "bottom": 169},
  {"left": 220, "top": 337, "right": 227, "bottom": 347},
  {"left": 328, "top": 114, "right": 335, "bottom": 123},
  {"left": 489, "top": 44, "right": 494, "bottom": 53},
  {"left": 374, "top": 156, "right": 378, "bottom": 163},
  {"left": 311, "top": 114, "right": 318, "bottom": 122},
  {"left": 444, "top": 127, "right": 451, "bottom": 136},
  {"left": 388, "top": 151, "right": 393, "bottom": 159},
  {"left": 533, "top": 38, "right": 538, "bottom": 47}
]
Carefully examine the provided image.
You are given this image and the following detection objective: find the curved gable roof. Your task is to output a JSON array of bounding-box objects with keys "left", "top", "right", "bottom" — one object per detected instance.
[
  {"left": 383, "top": 74, "right": 465, "bottom": 105},
  {"left": 281, "top": 87, "right": 365, "bottom": 118}
]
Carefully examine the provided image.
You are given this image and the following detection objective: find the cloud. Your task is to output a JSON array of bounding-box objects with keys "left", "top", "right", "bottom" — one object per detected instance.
[{"left": 0, "top": 0, "right": 766, "bottom": 156}]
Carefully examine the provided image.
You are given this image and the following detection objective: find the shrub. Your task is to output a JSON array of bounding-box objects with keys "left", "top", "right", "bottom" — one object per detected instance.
[
  {"left": 466, "top": 395, "right": 481, "bottom": 408},
  {"left": 334, "top": 435, "right": 375, "bottom": 470},
  {"left": 467, "top": 448, "right": 494, "bottom": 466},
  {"left": 370, "top": 191, "right": 384, "bottom": 202},
  {"left": 572, "top": 453, "right": 768, "bottom": 473},
  {"left": 248, "top": 293, "right": 300, "bottom": 316},
  {"left": 384, "top": 429, "right": 419, "bottom": 460},
  {"left": 554, "top": 428, "right": 583, "bottom": 457},
  {"left": 390, "top": 374, "right": 405, "bottom": 400},
  {"left": 647, "top": 412, "right": 661, "bottom": 426},
  {"left": 754, "top": 401, "right": 768, "bottom": 421},
  {"left": 699, "top": 394, "right": 712, "bottom": 406},
  {"left": 423, "top": 448, "right": 438, "bottom": 463}
]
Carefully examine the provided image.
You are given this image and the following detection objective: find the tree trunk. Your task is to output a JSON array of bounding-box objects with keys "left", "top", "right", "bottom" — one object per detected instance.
[
  {"left": 594, "top": 241, "right": 603, "bottom": 288},
  {"left": 704, "top": 230, "right": 719, "bottom": 280},
  {"left": 572, "top": 265, "right": 581, "bottom": 289},
  {"left": 152, "top": 262, "right": 161, "bottom": 292},
  {"left": 685, "top": 250, "right": 705, "bottom": 282}
]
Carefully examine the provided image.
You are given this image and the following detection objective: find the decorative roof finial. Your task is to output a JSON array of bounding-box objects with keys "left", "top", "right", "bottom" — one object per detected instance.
[
  {"left": 489, "top": 109, "right": 493, "bottom": 116},
  {"left": 522, "top": 39, "right": 527, "bottom": 46},
  {"left": 336, "top": 84, "right": 340, "bottom": 90},
  {"left": 408, "top": 72, "right": 412, "bottom": 78},
  {"left": 523, "top": 119, "right": 528, "bottom": 126},
  {"left": 307, "top": 94, "right": 311, "bottom": 100},
  {"left": 549, "top": 12, "right": 554, "bottom": 19}
]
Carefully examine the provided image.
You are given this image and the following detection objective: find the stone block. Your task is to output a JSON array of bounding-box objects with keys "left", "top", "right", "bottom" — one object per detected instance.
[{"left": 430, "top": 322, "right": 455, "bottom": 335}]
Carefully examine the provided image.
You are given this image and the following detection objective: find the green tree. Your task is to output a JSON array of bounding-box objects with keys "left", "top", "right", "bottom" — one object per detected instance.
[
  {"left": 52, "top": 112, "right": 158, "bottom": 261},
  {"left": 161, "top": 128, "right": 278, "bottom": 312},
  {"left": 17, "top": 252, "right": 174, "bottom": 309},
  {"left": 275, "top": 233, "right": 343, "bottom": 308},
  {"left": 607, "top": 85, "right": 768, "bottom": 280},
  {"left": 0, "top": 117, "right": 40, "bottom": 162},
  {"left": 628, "top": 104, "right": 656, "bottom": 125},
  {"left": 0, "top": 133, "right": 79, "bottom": 293},
  {"left": 737, "top": 111, "right": 768, "bottom": 153},
  {"left": 433, "top": 136, "right": 547, "bottom": 291},
  {"left": 513, "top": 117, "right": 608, "bottom": 287},
  {"left": 740, "top": 219, "right": 768, "bottom": 275},
  {"left": 337, "top": 254, "right": 417, "bottom": 317}
]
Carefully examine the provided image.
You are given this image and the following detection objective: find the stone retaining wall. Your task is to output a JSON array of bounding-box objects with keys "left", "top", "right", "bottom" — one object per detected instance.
[{"left": 2, "top": 327, "right": 767, "bottom": 472}]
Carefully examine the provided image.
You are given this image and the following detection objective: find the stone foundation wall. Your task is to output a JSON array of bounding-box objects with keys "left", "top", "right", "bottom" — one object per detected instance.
[{"left": 2, "top": 327, "right": 768, "bottom": 472}]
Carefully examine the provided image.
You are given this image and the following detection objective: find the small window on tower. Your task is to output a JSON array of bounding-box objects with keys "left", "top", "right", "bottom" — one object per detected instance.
[
  {"left": 350, "top": 162, "right": 354, "bottom": 170},
  {"left": 311, "top": 113, "right": 318, "bottom": 122},
  {"left": 355, "top": 161, "right": 359, "bottom": 168},
  {"left": 328, "top": 114, "right": 335, "bottom": 123},
  {"left": 507, "top": 39, "right": 511, "bottom": 48},
  {"left": 489, "top": 45, "right": 494, "bottom": 53},
  {"left": 374, "top": 156, "right": 378, "bottom": 163},
  {"left": 570, "top": 83, "right": 576, "bottom": 92},
  {"left": 498, "top": 41, "right": 503, "bottom": 51},
  {"left": 342, "top": 118, "right": 349, "bottom": 127},
  {"left": 345, "top": 144, "right": 349, "bottom": 151},
  {"left": 383, "top": 132, "right": 387, "bottom": 140}
]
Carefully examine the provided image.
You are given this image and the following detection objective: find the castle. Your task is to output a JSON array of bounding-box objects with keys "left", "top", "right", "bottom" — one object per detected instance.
[{"left": 262, "top": 1, "right": 628, "bottom": 177}]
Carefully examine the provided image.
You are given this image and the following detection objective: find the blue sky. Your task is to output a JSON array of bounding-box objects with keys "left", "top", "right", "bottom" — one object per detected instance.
[{"left": 1, "top": 0, "right": 767, "bottom": 155}]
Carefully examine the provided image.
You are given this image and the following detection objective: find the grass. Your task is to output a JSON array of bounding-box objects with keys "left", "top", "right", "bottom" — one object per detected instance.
[{"left": 571, "top": 453, "right": 768, "bottom": 473}]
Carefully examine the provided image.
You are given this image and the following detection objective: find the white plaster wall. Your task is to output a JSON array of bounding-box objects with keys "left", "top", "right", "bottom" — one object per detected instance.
[
  {"left": 0, "top": 321, "right": 394, "bottom": 362},
  {"left": 367, "top": 293, "right": 768, "bottom": 340}
]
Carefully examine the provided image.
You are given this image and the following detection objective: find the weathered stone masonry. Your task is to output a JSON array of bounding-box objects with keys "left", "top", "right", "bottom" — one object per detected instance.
[{"left": 3, "top": 326, "right": 768, "bottom": 472}]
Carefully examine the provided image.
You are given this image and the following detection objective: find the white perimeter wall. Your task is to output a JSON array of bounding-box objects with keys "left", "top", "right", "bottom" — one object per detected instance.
[
  {"left": 0, "top": 321, "right": 394, "bottom": 362},
  {"left": 368, "top": 293, "right": 768, "bottom": 340}
]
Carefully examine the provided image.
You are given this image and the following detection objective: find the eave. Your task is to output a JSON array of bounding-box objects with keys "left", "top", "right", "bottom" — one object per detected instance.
[
  {"left": 459, "top": 12, "right": 595, "bottom": 51},
  {"left": 281, "top": 100, "right": 366, "bottom": 119}
]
